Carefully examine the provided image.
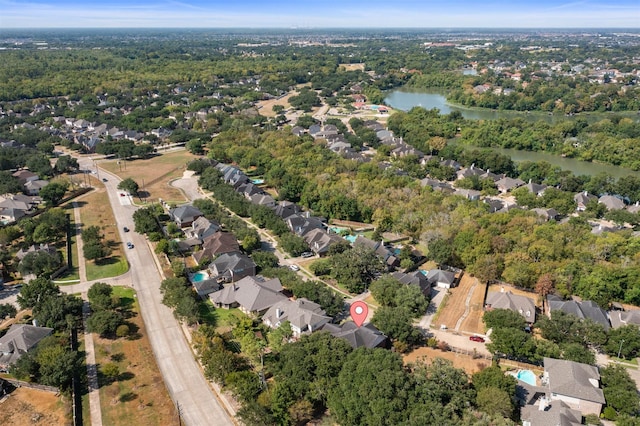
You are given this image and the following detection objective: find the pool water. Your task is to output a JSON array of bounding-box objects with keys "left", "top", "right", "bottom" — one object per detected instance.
[
  {"left": 517, "top": 370, "right": 537, "bottom": 386},
  {"left": 252, "top": 179, "right": 264, "bottom": 184},
  {"left": 344, "top": 235, "right": 357, "bottom": 243},
  {"left": 192, "top": 271, "right": 209, "bottom": 283}
]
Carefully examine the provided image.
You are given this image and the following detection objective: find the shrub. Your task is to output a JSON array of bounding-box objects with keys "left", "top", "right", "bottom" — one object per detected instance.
[{"left": 116, "top": 324, "right": 130, "bottom": 338}]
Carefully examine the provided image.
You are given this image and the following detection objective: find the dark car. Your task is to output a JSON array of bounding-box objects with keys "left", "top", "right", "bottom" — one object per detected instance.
[
  {"left": 123, "top": 227, "right": 129, "bottom": 232},
  {"left": 469, "top": 335, "right": 485, "bottom": 343},
  {"left": 102, "top": 178, "right": 108, "bottom": 182},
  {"left": 126, "top": 242, "right": 134, "bottom": 249}
]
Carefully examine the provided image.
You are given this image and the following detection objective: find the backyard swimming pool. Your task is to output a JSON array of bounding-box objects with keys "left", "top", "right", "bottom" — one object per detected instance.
[
  {"left": 191, "top": 271, "right": 209, "bottom": 283},
  {"left": 517, "top": 370, "right": 537, "bottom": 386}
]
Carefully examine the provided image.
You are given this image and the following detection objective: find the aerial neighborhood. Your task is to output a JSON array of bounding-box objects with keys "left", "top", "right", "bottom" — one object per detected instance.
[{"left": 1, "top": 26, "right": 640, "bottom": 426}]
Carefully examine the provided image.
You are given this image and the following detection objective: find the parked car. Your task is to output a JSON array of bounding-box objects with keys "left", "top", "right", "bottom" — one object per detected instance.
[
  {"left": 469, "top": 335, "right": 485, "bottom": 343},
  {"left": 102, "top": 178, "right": 108, "bottom": 182},
  {"left": 119, "top": 193, "right": 125, "bottom": 197},
  {"left": 126, "top": 242, "right": 134, "bottom": 249},
  {"left": 301, "top": 252, "right": 314, "bottom": 258},
  {"left": 289, "top": 265, "right": 300, "bottom": 271},
  {"left": 123, "top": 227, "right": 129, "bottom": 232}
]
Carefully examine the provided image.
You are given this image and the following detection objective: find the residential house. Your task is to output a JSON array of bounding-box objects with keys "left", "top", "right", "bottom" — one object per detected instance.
[
  {"left": 169, "top": 205, "right": 204, "bottom": 228},
  {"left": 391, "top": 271, "right": 431, "bottom": 298},
  {"left": 425, "top": 269, "right": 457, "bottom": 289},
  {"left": 353, "top": 235, "right": 399, "bottom": 269},
  {"left": 454, "top": 188, "right": 481, "bottom": 201},
  {"left": 541, "top": 358, "right": 605, "bottom": 416},
  {"left": 547, "top": 296, "right": 610, "bottom": 330},
  {"left": 286, "top": 213, "right": 325, "bottom": 237},
  {"left": 524, "top": 181, "right": 548, "bottom": 196},
  {"left": 23, "top": 179, "right": 49, "bottom": 196},
  {"left": 0, "top": 207, "right": 26, "bottom": 224},
  {"left": 574, "top": 192, "right": 597, "bottom": 211},
  {"left": 598, "top": 195, "right": 625, "bottom": 211},
  {"left": 485, "top": 290, "right": 536, "bottom": 323},
  {"left": 303, "top": 228, "right": 344, "bottom": 256},
  {"left": 320, "top": 322, "right": 389, "bottom": 349},
  {"left": 521, "top": 397, "right": 583, "bottom": 426},
  {"left": 250, "top": 193, "right": 276, "bottom": 208},
  {"left": 208, "top": 252, "right": 256, "bottom": 283},
  {"left": 495, "top": 177, "right": 525, "bottom": 193},
  {"left": 0, "top": 324, "right": 53, "bottom": 372},
  {"left": 608, "top": 309, "right": 640, "bottom": 329},
  {"left": 263, "top": 298, "right": 331, "bottom": 337},
  {"left": 12, "top": 170, "right": 39, "bottom": 184},
  {"left": 531, "top": 208, "right": 560, "bottom": 221},
  {"left": 16, "top": 243, "right": 57, "bottom": 261},
  {"left": 273, "top": 201, "right": 302, "bottom": 220},
  {"left": 184, "top": 216, "right": 220, "bottom": 241},
  {"left": 291, "top": 126, "right": 305, "bottom": 137},
  {"left": 193, "top": 232, "right": 240, "bottom": 264},
  {"left": 210, "top": 276, "right": 286, "bottom": 316}
]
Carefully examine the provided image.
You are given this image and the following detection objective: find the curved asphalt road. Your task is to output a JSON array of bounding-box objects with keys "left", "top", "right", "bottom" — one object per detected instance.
[{"left": 77, "top": 158, "right": 234, "bottom": 426}]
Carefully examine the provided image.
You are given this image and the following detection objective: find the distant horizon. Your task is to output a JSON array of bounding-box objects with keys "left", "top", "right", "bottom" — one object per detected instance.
[{"left": 0, "top": 1, "right": 638, "bottom": 29}]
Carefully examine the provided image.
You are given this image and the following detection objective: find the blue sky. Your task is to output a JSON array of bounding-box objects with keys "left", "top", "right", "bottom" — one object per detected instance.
[{"left": 0, "top": 0, "right": 638, "bottom": 28}]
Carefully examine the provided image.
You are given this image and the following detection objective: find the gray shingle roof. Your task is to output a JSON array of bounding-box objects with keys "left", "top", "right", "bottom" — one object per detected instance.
[
  {"left": 486, "top": 291, "right": 536, "bottom": 323},
  {"left": 321, "top": 322, "right": 388, "bottom": 349},
  {"left": 0, "top": 324, "right": 53, "bottom": 369},
  {"left": 544, "top": 357, "right": 605, "bottom": 404}
]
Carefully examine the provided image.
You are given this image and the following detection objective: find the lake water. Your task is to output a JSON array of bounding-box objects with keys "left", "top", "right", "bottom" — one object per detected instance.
[
  {"left": 384, "top": 88, "right": 640, "bottom": 178},
  {"left": 384, "top": 88, "right": 638, "bottom": 124}
]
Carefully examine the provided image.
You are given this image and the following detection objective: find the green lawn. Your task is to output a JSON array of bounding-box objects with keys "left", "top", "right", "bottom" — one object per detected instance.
[
  {"left": 198, "top": 300, "right": 247, "bottom": 330},
  {"left": 86, "top": 257, "right": 129, "bottom": 282}
]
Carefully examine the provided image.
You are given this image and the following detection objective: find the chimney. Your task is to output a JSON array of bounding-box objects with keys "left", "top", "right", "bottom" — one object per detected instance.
[
  {"left": 276, "top": 308, "right": 282, "bottom": 318},
  {"left": 538, "top": 396, "right": 549, "bottom": 411}
]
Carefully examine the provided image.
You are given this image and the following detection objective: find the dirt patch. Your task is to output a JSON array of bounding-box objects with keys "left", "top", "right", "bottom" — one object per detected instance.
[
  {"left": 403, "top": 346, "right": 490, "bottom": 375},
  {"left": 93, "top": 288, "right": 177, "bottom": 425},
  {"left": 99, "top": 150, "right": 196, "bottom": 203},
  {"left": 339, "top": 63, "right": 365, "bottom": 71},
  {"left": 256, "top": 92, "right": 297, "bottom": 118},
  {"left": 435, "top": 274, "right": 477, "bottom": 331},
  {"left": 0, "top": 387, "right": 70, "bottom": 426},
  {"left": 459, "top": 280, "right": 488, "bottom": 335}
]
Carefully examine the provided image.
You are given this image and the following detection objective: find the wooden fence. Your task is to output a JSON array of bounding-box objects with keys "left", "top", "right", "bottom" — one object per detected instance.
[{"left": 1, "top": 378, "right": 59, "bottom": 394}]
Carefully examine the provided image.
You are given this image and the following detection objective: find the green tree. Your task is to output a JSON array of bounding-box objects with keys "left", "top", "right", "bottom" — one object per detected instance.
[
  {"left": 605, "top": 325, "right": 640, "bottom": 360},
  {"left": 600, "top": 364, "right": 640, "bottom": 417},
  {"left": 17, "top": 249, "right": 63, "bottom": 278},
  {"left": 36, "top": 340, "right": 82, "bottom": 390},
  {"left": 483, "top": 309, "right": 527, "bottom": 331},
  {"left": 32, "top": 293, "right": 83, "bottom": 331},
  {"left": 486, "top": 327, "right": 536, "bottom": 360},
  {"left": 369, "top": 275, "right": 402, "bottom": 306},
  {"left": 133, "top": 206, "right": 161, "bottom": 234},
  {"left": 54, "top": 155, "right": 79, "bottom": 173},
  {"left": 87, "top": 309, "right": 124, "bottom": 337},
  {"left": 39, "top": 181, "right": 69, "bottom": 206},
  {"left": 0, "top": 303, "right": 17, "bottom": 319},
  {"left": 87, "top": 282, "right": 116, "bottom": 311},
  {"left": 371, "top": 306, "right": 422, "bottom": 347},
  {"left": 17, "top": 277, "right": 60, "bottom": 309},
  {"left": 101, "top": 362, "right": 120, "bottom": 382},
  {"left": 118, "top": 177, "right": 139, "bottom": 195},
  {"left": 224, "top": 370, "right": 263, "bottom": 403},
  {"left": 327, "top": 348, "right": 412, "bottom": 426}
]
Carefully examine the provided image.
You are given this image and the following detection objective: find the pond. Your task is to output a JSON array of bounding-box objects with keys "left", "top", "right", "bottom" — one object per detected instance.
[{"left": 384, "top": 88, "right": 639, "bottom": 124}]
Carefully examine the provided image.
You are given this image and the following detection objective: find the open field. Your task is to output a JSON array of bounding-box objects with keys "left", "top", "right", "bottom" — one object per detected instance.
[
  {"left": 403, "top": 347, "right": 490, "bottom": 375},
  {"left": 99, "top": 150, "right": 197, "bottom": 203},
  {"left": 78, "top": 188, "right": 128, "bottom": 281},
  {"left": 256, "top": 92, "right": 297, "bottom": 117},
  {"left": 339, "top": 63, "right": 365, "bottom": 71},
  {"left": 435, "top": 274, "right": 482, "bottom": 332},
  {"left": 0, "top": 387, "right": 70, "bottom": 426},
  {"left": 93, "top": 287, "right": 177, "bottom": 425}
]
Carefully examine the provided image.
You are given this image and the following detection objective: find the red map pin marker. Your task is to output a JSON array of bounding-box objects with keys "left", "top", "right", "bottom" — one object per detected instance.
[{"left": 350, "top": 301, "right": 368, "bottom": 327}]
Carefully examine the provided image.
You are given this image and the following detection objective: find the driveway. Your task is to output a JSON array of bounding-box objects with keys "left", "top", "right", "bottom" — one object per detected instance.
[{"left": 76, "top": 157, "right": 234, "bottom": 426}]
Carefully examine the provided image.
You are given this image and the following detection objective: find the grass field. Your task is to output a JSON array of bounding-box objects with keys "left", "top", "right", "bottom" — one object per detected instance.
[
  {"left": 199, "top": 301, "right": 247, "bottom": 333},
  {"left": 99, "top": 150, "right": 197, "bottom": 204},
  {"left": 93, "top": 286, "right": 177, "bottom": 425},
  {"left": 0, "top": 387, "right": 71, "bottom": 426},
  {"left": 78, "top": 188, "right": 128, "bottom": 281},
  {"left": 256, "top": 92, "right": 296, "bottom": 118}
]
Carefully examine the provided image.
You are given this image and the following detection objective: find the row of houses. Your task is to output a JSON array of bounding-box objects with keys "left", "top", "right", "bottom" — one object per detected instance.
[
  {"left": 0, "top": 169, "right": 46, "bottom": 224},
  {"left": 486, "top": 287, "right": 640, "bottom": 331},
  {"left": 209, "top": 274, "right": 388, "bottom": 349}
]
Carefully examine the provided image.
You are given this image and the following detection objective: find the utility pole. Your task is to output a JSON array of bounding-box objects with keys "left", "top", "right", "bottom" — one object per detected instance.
[
  {"left": 618, "top": 339, "right": 625, "bottom": 359},
  {"left": 176, "top": 401, "right": 183, "bottom": 426}
]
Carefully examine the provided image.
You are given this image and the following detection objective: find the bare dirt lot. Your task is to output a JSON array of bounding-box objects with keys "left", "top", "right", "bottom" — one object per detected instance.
[
  {"left": 435, "top": 274, "right": 487, "bottom": 335},
  {"left": 403, "top": 347, "right": 490, "bottom": 375},
  {"left": 0, "top": 387, "right": 70, "bottom": 426},
  {"left": 339, "top": 63, "right": 365, "bottom": 71},
  {"left": 256, "top": 92, "right": 297, "bottom": 117}
]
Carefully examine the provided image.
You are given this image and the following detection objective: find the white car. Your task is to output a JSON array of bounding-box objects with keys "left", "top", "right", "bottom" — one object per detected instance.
[{"left": 289, "top": 265, "right": 300, "bottom": 271}]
